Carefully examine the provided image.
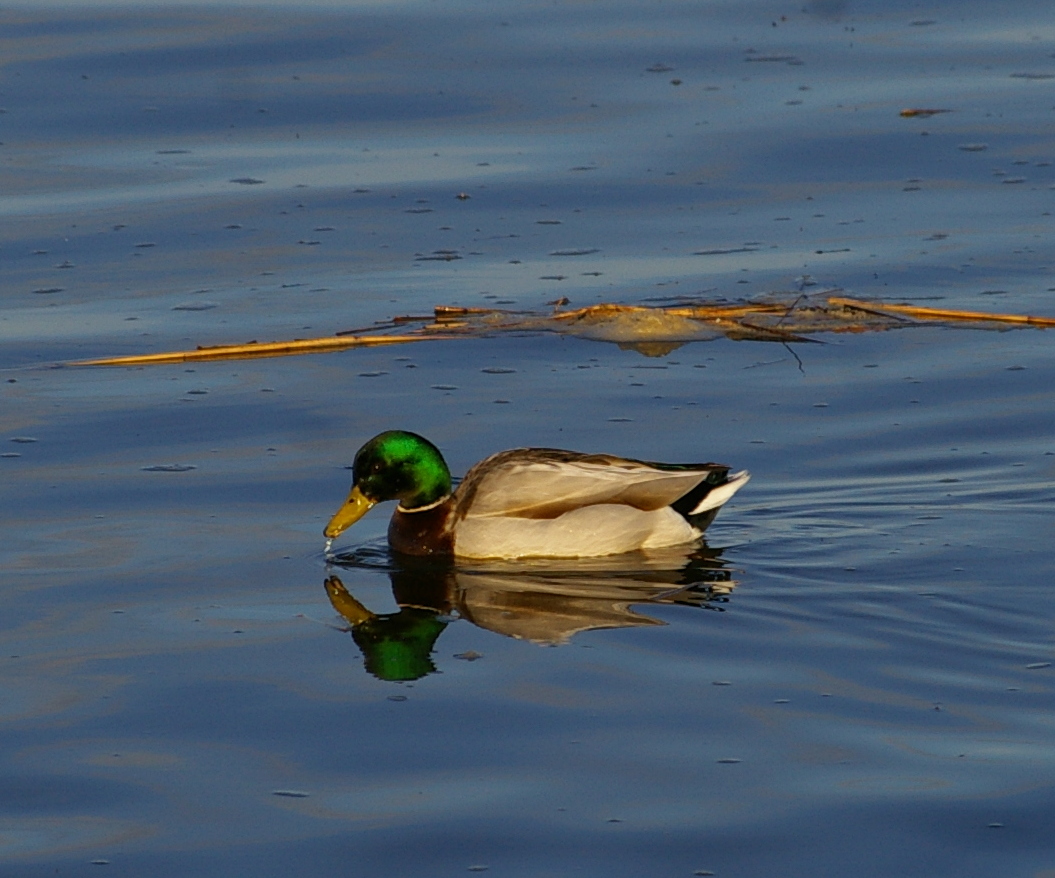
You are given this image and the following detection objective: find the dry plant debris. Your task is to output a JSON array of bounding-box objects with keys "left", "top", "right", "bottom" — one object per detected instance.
[
  {"left": 76, "top": 291, "right": 1055, "bottom": 366},
  {"left": 899, "top": 108, "right": 953, "bottom": 117}
]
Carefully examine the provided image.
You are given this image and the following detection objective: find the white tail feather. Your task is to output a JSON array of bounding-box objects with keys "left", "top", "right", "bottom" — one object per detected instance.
[{"left": 689, "top": 470, "right": 750, "bottom": 515}]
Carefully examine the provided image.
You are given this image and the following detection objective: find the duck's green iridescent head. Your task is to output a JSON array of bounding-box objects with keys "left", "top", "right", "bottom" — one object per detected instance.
[
  {"left": 353, "top": 431, "right": 452, "bottom": 507},
  {"left": 324, "top": 431, "right": 452, "bottom": 540}
]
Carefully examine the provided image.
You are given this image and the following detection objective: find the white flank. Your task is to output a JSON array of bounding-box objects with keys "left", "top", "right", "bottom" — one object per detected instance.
[{"left": 455, "top": 504, "right": 697, "bottom": 559}]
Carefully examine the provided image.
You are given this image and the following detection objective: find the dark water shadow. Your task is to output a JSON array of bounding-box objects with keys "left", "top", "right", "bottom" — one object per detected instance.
[{"left": 324, "top": 543, "right": 736, "bottom": 681}]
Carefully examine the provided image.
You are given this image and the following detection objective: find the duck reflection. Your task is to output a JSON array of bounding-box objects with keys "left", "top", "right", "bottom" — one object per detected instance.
[{"left": 325, "top": 544, "right": 736, "bottom": 681}]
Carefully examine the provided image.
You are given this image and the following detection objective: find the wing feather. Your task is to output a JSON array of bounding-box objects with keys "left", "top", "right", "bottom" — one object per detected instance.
[{"left": 454, "top": 449, "right": 725, "bottom": 519}]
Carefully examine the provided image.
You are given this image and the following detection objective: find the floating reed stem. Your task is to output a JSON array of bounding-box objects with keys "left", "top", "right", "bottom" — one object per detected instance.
[
  {"left": 76, "top": 333, "right": 442, "bottom": 366},
  {"left": 828, "top": 296, "right": 1055, "bottom": 328},
  {"left": 75, "top": 296, "right": 1055, "bottom": 367}
]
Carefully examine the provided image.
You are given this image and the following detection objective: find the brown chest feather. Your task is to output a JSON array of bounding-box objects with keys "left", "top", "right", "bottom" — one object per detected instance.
[{"left": 388, "top": 502, "right": 455, "bottom": 556}]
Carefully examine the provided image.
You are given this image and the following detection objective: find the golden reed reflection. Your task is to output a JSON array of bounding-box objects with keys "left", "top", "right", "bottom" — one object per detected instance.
[{"left": 325, "top": 545, "right": 736, "bottom": 681}]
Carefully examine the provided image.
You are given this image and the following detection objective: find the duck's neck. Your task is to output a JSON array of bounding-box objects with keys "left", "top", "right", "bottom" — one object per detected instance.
[
  {"left": 398, "top": 492, "right": 450, "bottom": 513},
  {"left": 389, "top": 502, "right": 454, "bottom": 555}
]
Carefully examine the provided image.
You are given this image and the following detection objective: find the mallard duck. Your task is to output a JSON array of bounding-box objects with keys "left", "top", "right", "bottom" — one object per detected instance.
[{"left": 324, "top": 430, "right": 749, "bottom": 559}]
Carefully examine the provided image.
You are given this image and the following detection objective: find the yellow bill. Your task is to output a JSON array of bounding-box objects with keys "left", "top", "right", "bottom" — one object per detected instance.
[
  {"left": 324, "top": 485, "right": 376, "bottom": 539},
  {"left": 324, "top": 576, "right": 376, "bottom": 626}
]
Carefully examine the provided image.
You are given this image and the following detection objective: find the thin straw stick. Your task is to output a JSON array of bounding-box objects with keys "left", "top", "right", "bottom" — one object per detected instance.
[
  {"left": 546, "top": 302, "right": 788, "bottom": 323},
  {"left": 828, "top": 296, "right": 1055, "bottom": 327},
  {"left": 669, "top": 303, "right": 789, "bottom": 320},
  {"left": 76, "top": 333, "right": 444, "bottom": 366}
]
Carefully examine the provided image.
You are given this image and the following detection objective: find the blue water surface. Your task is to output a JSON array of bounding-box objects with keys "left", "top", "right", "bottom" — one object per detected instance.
[{"left": 2, "top": 1, "right": 1054, "bottom": 875}]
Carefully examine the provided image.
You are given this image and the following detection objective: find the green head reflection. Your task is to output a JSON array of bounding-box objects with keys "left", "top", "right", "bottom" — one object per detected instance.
[
  {"left": 351, "top": 610, "right": 447, "bottom": 682},
  {"left": 325, "top": 575, "right": 447, "bottom": 682}
]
